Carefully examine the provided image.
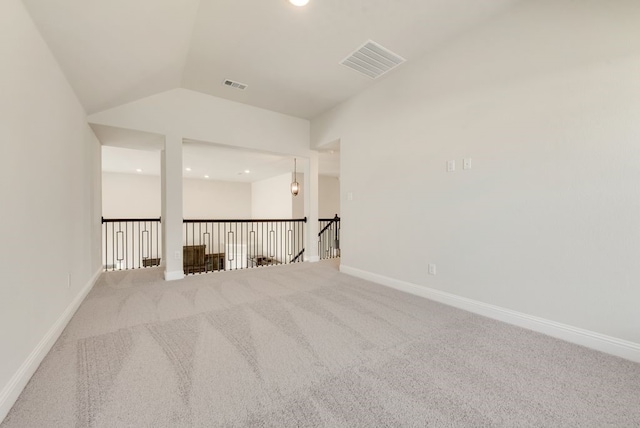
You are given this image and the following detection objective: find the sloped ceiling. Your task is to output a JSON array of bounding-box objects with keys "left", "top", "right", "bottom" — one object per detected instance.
[
  {"left": 22, "top": 0, "right": 522, "bottom": 118},
  {"left": 22, "top": 0, "right": 200, "bottom": 114}
]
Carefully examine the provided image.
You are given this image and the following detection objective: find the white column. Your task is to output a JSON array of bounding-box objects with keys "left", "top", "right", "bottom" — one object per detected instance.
[
  {"left": 162, "top": 134, "right": 184, "bottom": 281},
  {"left": 304, "top": 151, "right": 320, "bottom": 262}
]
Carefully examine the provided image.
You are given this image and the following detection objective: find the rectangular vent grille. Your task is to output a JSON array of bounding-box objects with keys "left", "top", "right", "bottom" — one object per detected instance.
[
  {"left": 222, "top": 79, "right": 248, "bottom": 90},
  {"left": 340, "top": 40, "right": 406, "bottom": 79}
]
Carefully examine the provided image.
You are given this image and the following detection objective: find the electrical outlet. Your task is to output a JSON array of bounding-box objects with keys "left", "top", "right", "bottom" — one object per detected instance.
[
  {"left": 347, "top": 192, "right": 353, "bottom": 201},
  {"left": 428, "top": 264, "right": 436, "bottom": 275},
  {"left": 447, "top": 160, "right": 455, "bottom": 172},
  {"left": 174, "top": 251, "right": 181, "bottom": 260},
  {"left": 463, "top": 158, "right": 472, "bottom": 170}
]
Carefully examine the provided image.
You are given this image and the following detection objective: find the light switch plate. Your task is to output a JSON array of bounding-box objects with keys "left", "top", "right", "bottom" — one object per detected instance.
[{"left": 447, "top": 160, "right": 455, "bottom": 172}]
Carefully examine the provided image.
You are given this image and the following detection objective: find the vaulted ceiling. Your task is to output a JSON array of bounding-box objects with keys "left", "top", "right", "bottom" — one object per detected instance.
[{"left": 22, "top": 0, "right": 522, "bottom": 119}]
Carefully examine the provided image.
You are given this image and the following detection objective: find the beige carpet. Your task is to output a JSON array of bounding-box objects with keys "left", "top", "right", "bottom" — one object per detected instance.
[{"left": 3, "top": 260, "right": 639, "bottom": 427}]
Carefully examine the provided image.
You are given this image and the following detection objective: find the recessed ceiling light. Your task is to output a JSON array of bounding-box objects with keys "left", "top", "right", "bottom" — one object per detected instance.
[
  {"left": 185, "top": 167, "right": 192, "bottom": 172},
  {"left": 136, "top": 168, "right": 143, "bottom": 173},
  {"left": 289, "top": 0, "right": 309, "bottom": 6},
  {"left": 244, "top": 170, "right": 251, "bottom": 174},
  {"left": 204, "top": 175, "right": 209, "bottom": 179}
]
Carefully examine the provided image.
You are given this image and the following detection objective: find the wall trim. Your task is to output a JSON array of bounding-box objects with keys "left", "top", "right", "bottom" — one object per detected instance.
[
  {"left": 340, "top": 264, "right": 640, "bottom": 363},
  {"left": 0, "top": 268, "right": 102, "bottom": 423},
  {"left": 164, "top": 270, "right": 185, "bottom": 281},
  {"left": 305, "top": 256, "right": 321, "bottom": 263}
]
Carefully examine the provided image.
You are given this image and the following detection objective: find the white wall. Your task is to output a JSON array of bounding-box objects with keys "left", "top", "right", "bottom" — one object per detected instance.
[
  {"left": 251, "top": 173, "right": 293, "bottom": 219},
  {"left": 183, "top": 177, "right": 251, "bottom": 219},
  {"left": 292, "top": 172, "right": 305, "bottom": 219},
  {"left": 102, "top": 172, "right": 160, "bottom": 218},
  {"left": 88, "top": 88, "right": 310, "bottom": 157},
  {"left": 102, "top": 172, "right": 252, "bottom": 219},
  {"left": 319, "top": 175, "right": 340, "bottom": 218},
  {"left": 312, "top": 0, "right": 640, "bottom": 345},
  {"left": 0, "top": 0, "right": 102, "bottom": 420}
]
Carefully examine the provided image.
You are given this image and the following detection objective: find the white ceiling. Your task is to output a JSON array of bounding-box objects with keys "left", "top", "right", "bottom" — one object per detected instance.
[
  {"left": 101, "top": 139, "right": 340, "bottom": 182},
  {"left": 27, "top": 0, "right": 518, "bottom": 181},
  {"left": 22, "top": 0, "right": 200, "bottom": 114},
  {"left": 23, "top": 0, "right": 522, "bottom": 118}
]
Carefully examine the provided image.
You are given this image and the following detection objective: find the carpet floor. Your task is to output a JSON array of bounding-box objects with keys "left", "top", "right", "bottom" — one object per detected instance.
[{"left": 2, "top": 259, "right": 639, "bottom": 427}]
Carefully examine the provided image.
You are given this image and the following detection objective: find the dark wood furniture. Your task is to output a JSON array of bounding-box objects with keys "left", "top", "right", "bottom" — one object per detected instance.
[
  {"left": 142, "top": 258, "right": 161, "bottom": 267},
  {"left": 183, "top": 245, "right": 206, "bottom": 274},
  {"left": 205, "top": 253, "right": 225, "bottom": 271},
  {"left": 183, "top": 245, "right": 225, "bottom": 273}
]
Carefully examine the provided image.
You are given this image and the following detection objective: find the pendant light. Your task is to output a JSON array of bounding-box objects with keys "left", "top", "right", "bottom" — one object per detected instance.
[{"left": 291, "top": 158, "right": 300, "bottom": 196}]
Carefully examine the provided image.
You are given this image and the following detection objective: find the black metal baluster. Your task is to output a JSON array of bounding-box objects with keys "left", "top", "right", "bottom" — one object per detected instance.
[
  {"left": 127, "top": 221, "right": 131, "bottom": 270},
  {"left": 140, "top": 222, "right": 143, "bottom": 268},
  {"left": 278, "top": 221, "right": 282, "bottom": 264},
  {"left": 112, "top": 222, "right": 115, "bottom": 270},
  {"left": 117, "top": 221, "right": 120, "bottom": 269},
  {"left": 156, "top": 220, "right": 159, "bottom": 267},
  {"left": 209, "top": 222, "right": 213, "bottom": 272},
  {"left": 103, "top": 219, "right": 107, "bottom": 271},
  {"left": 224, "top": 222, "right": 227, "bottom": 269}
]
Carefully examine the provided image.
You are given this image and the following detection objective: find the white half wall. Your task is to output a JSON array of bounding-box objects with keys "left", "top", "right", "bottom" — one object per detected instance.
[
  {"left": 102, "top": 172, "right": 251, "bottom": 219},
  {"left": 0, "top": 0, "right": 102, "bottom": 421},
  {"left": 312, "top": 0, "right": 640, "bottom": 346}
]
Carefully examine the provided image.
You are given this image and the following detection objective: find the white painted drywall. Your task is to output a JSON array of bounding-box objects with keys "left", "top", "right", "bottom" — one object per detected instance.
[
  {"left": 102, "top": 172, "right": 161, "bottom": 218},
  {"left": 102, "top": 172, "right": 251, "bottom": 219},
  {"left": 252, "top": 173, "right": 294, "bottom": 219},
  {"left": 312, "top": 0, "right": 640, "bottom": 344},
  {"left": 0, "top": 0, "right": 101, "bottom": 420},
  {"left": 162, "top": 135, "right": 184, "bottom": 280},
  {"left": 183, "top": 177, "right": 252, "bottom": 219},
  {"left": 292, "top": 173, "right": 305, "bottom": 220},
  {"left": 319, "top": 175, "right": 340, "bottom": 218},
  {"left": 304, "top": 154, "right": 320, "bottom": 262},
  {"left": 88, "top": 88, "right": 310, "bottom": 157}
]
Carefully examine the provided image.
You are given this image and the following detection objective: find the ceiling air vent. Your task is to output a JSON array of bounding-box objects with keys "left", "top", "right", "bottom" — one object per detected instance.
[
  {"left": 222, "top": 79, "right": 248, "bottom": 90},
  {"left": 340, "top": 40, "right": 406, "bottom": 79}
]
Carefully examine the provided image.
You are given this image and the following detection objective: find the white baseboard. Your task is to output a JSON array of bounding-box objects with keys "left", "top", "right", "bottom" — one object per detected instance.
[
  {"left": 305, "top": 256, "right": 321, "bottom": 263},
  {"left": 340, "top": 264, "right": 640, "bottom": 363},
  {"left": 164, "top": 270, "right": 184, "bottom": 281},
  {"left": 0, "top": 267, "right": 102, "bottom": 423}
]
